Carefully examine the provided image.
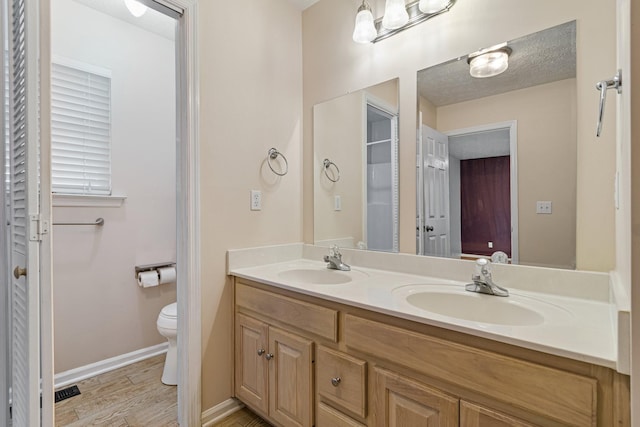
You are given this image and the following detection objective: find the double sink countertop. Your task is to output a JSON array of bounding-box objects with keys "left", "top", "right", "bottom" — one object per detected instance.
[{"left": 228, "top": 244, "right": 627, "bottom": 373}]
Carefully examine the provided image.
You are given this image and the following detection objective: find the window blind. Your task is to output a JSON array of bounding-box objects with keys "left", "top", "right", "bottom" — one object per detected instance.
[{"left": 51, "top": 62, "right": 111, "bottom": 195}]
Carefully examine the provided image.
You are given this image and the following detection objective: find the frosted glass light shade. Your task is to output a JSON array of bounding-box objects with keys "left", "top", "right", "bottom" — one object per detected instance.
[
  {"left": 469, "top": 51, "right": 509, "bottom": 78},
  {"left": 418, "top": 0, "right": 451, "bottom": 13},
  {"left": 382, "top": 0, "right": 409, "bottom": 30},
  {"left": 352, "top": 8, "right": 377, "bottom": 43},
  {"left": 124, "top": 0, "right": 148, "bottom": 17}
]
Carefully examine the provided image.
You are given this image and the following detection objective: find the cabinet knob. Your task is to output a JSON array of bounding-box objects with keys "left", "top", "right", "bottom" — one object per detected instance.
[
  {"left": 265, "top": 353, "right": 274, "bottom": 361},
  {"left": 331, "top": 377, "right": 341, "bottom": 387},
  {"left": 257, "top": 349, "right": 265, "bottom": 356}
]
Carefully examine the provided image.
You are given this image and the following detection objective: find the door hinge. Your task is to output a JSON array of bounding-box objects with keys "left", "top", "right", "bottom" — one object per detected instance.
[{"left": 29, "top": 215, "right": 49, "bottom": 241}]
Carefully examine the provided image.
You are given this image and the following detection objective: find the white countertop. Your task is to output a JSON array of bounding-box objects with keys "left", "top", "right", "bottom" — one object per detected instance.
[{"left": 230, "top": 258, "right": 617, "bottom": 369}]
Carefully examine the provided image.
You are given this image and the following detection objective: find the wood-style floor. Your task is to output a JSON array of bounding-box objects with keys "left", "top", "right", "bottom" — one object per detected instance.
[
  {"left": 210, "top": 408, "right": 272, "bottom": 427},
  {"left": 54, "top": 354, "right": 177, "bottom": 426},
  {"left": 54, "top": 353, "right": 271, "bottom": 426}
]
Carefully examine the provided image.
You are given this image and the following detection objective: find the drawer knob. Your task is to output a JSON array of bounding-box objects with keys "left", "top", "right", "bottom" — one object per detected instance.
[
  {"left": 265, "top": 353, "right": 274, "bottom": 361},
  {"left": 331, "top": 377, "right": 341, "bottom": 387}
]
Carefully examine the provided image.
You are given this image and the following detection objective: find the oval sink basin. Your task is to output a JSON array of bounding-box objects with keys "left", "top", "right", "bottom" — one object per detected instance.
[
  {"left": 393, "top": 285, "right": 571, "bottom": 326},
  {"left": 277, "top": 268, "right": 368, "bottom": 285}
]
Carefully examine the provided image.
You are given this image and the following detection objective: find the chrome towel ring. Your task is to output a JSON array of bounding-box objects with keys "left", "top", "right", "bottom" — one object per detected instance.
[
  {"left": 267, "top": 148, "right": 288, "bottom": 176},
  {"left": 323, "top": 158, "right": 340, "bottom": 182}
]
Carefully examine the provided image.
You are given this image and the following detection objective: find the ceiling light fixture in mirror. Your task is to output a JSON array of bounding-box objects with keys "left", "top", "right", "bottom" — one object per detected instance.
[{"left": 353, "top": 0, "right": 457, "bottom": 44}]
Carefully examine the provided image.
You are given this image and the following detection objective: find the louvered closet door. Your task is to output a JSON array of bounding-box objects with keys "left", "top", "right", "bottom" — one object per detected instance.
[{"left": 8, "top": 0, "right": 42, "bottom": 425}]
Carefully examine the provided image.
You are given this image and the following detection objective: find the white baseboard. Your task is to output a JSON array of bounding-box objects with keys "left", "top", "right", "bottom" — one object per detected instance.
[
  {"left": 54, "top": 342, "right": 168, "bottom": 389},
  {"left": 201, "top": 398, "right": 244, "bottom": 427}
]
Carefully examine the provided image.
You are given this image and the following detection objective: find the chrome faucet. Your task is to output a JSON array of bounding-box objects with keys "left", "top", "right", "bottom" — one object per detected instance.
[
  {"left": 324, "top": 245, "right": 351, "bottom": 271},
  {"left": 465, "top": 258, "right": 509, "bottom": 297}
]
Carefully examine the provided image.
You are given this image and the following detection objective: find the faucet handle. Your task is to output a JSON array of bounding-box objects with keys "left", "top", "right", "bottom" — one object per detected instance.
[
  {"left": 474, "top": 258, "right": 491, "bottom": 277},
  {"left": 330, "top": 244, "right": 341, "bottom": 257}
]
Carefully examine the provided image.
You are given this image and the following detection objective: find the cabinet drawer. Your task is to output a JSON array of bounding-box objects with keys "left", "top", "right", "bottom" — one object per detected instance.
[
  {"left": 344, "top": 314, "right": 597, "bottom": 427},
  {"left": 317, "top": 346, "right": 367, "bottom": 418},
  {"left": 236, "top": 282, "right": 338, "bottom": 341},
  {"left": 317, "top": 402, "right": 366, "bottom": 427}
]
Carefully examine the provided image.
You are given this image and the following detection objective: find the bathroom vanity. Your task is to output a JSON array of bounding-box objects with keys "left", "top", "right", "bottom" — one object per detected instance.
[{"left": 228, "top": 248, "right": 630, "bottom": 427}]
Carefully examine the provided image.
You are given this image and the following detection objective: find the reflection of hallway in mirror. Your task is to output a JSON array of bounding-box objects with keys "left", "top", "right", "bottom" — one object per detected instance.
[{"left": 460, "top": 156, "right": 511, "bottom": 257}]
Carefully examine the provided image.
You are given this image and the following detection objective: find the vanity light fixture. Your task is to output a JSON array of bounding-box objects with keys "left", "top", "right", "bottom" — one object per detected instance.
[
  {"left": 124, "top": 0, "right": 148, "bottom": 17},
  {"left": 418, "top": 0, "right": 452, "bottom": 14},
  {"left": 382, "top": 0, "right": 410, "bottom": 30},
  {"left": 353, "top": 0, "right": 457, "bottom": 44},
  {"left": 352, "top": 1, "right": 377, "bottom": 44},
  {"left": 467, "top": 44, "right": 512, "bottom": 78}
]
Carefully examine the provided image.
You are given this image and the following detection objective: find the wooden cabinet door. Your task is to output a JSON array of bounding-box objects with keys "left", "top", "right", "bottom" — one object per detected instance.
[
  {"left": 461, "top": 401, "right": 539, "bottom": 427},
  {"left": 235, "top": 313, "right": 269, "bottom": 414},
  {"left": 269, "top": 326, "right": 314, "bottom": 427},
  {"left": 372, "top": 367, "right": 458, "bottom": 427}
]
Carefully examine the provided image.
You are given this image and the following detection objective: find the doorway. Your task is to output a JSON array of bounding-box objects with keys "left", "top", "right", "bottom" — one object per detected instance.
[
  {"left": 1, "top": 0, "right": 200, "bottom": 425},
  {"left": 446, "top": 121, "right": 519, "bottom": 263},
  {"left": 51, "top": 0, "right": 178, "bottom": 423}
]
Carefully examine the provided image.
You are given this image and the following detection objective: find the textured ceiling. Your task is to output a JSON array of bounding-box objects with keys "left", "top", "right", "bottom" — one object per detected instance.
[{"left": 417, "top": 21, "right": 576, "bottom": 107}]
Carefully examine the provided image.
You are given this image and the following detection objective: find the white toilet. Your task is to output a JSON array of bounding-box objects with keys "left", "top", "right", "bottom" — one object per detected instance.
[{"left": 157, "top": 302, "right": 177, "bottom": 385}]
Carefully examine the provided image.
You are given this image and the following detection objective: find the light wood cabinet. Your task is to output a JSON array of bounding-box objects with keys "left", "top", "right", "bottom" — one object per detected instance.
[
  {"left": 235, "top": 312, "right": 313, "bottom": 427},
  {"left": 233, "top": 278, "right": 630, "bottom": 427},
  {"left": 371, "top": 367, "right": 459, "bottom": 427},
  {"left": 460, "top": 401, "right": 539, "bottom": 427}
]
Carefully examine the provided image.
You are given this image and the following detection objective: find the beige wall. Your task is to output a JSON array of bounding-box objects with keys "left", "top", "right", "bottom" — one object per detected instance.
[
  {"left": 51, "top": 0, "right": 176, "bottom": 372},
  {"left": 198, "top": 0, "right": 303, "bottom": 411},
  {"left": 419, "top": 95, "right": 437, "bottom": 128},
  {"left": 302, "top": 0, "right": 616, "bottom": 272},
  {"left": 436, "top": 79, "right": 577, "bottom": 269}
]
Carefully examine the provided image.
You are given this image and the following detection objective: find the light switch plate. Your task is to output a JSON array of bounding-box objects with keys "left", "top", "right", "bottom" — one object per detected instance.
[{"left": 334, "top": 195, "right": 342, "bottom": 211}]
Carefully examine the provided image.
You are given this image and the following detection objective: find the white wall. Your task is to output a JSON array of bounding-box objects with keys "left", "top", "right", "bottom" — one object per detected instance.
[{"left": 51, "top": 0, "right": 176, "bottom": 372}]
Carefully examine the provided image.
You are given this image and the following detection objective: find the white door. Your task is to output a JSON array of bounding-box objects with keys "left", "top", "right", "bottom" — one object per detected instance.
[
  {"left": 7, "top": 0, "right": 45, "bottom": 425},
  {"left": 421, "top": 125, "right": 450, "bottom": 257}
]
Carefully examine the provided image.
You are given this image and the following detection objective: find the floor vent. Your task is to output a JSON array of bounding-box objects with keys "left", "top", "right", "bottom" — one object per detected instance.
[{"left": 54, "top": 385, "right": 81, "bottom": 403}]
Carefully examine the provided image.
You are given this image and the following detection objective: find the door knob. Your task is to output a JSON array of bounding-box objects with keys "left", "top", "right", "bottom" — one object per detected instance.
[
  {"left": 257, "top": 349, "right": 265, "bottom": 356},
  {"left": 425, "top": 225, "right": 434, "bottom": 232},
  {"left": 13, "top": 266, "right": 27, "bottom": 279},
  {"left": 265, "top": 353, "right": 274, "bottom": 361}
]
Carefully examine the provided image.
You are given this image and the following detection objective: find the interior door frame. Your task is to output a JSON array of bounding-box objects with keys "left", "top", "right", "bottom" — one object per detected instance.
[
  {"left": 37, "top": 0, "right": 202, "bottom": 425},
  {"left": 444, "top": 120, "right": 519, "bottom": 264},
  {"left": 147, "top": 0, "right": 202, "bottom": 425}
]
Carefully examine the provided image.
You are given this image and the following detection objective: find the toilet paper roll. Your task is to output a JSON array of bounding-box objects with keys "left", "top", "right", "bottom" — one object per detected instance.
[
  {"left": 138, "top": 270, "right": 159, "bottom": 288},
  {"left": 158, "top": 266, "right": 177, "bottom": 285}
]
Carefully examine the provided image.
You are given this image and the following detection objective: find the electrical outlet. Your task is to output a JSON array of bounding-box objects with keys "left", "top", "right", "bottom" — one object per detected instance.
[
  {"left": 250, "top": 190, "right": 262, "bottom": 211},
  {"left": 488, "top": 241, "right": 493, "bottom": 249},
  {"left": 536, "top": 201, "right": 552, "bottom": 214}
]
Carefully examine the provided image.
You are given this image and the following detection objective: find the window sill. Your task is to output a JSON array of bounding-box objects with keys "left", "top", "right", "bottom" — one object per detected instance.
[{"left": 52, "top": 194, "right": 127, "bottom": 208}]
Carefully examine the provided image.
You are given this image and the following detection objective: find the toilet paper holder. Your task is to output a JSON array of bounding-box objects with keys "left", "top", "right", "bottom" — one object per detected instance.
[{"left": 135, "top": 262, "right": 176, "bottom": 278}]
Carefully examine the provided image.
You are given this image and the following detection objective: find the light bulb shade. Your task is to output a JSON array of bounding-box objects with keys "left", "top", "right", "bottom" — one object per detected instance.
[
  {"left": 418, "top": 0, "right": 451, "bottom": 14},
  {"left": 352, "top": 8, "right": 377, "bottom": 43},
  {"left": 382, "top": 0, "right": 409, "bottom": 30},
  {"left": 124, "top": 0, "right": 148, "bottom": 17},
  {"left": 469, "top": 50, "right": 510, "bottom": 78}
]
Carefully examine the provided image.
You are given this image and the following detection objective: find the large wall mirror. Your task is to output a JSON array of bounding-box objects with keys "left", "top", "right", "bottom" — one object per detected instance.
[
  {"left": 314, "top": 78, "right": 399, "bottom": 252},
  {"left": 313, "top": 22, "right": 579, "bottom": 271},
  {"left": 417, "top": 21, "right": 576, "bottom": 269}
]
